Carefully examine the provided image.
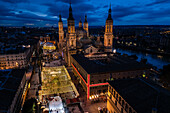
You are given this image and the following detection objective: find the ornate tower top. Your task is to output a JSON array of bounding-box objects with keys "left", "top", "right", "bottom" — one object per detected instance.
[
  {"left": 59, "top": 14, "right": 62, "bottom": 22},
  {"left": 68, "top": 1, "right": 74, "bottom": 20},
  {"left": 79, "top": 18, "right": 82, "bottom": 23},
  {"left": 107, "top": 3, "right": 112, "bottom": 20},
  {"left": 79, "top": 18, "right": 82, "bottom": 28}
]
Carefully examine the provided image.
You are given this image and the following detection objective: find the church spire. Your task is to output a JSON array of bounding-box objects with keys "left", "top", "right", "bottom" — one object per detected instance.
[
  {"left": 59, "top": 14, "right": 62, "bottom": 22},
  {"left": 79, "top": 18, "right": 82, "bottom": 23},
  {"left": 68, "top": 0, "right": 74, "bottom": 20},
  {"left": 84, "top": 14, "right": 87, "bottom": 23},
  {"left": 107, "top": 3, "right": 112, "bottom": 20}
]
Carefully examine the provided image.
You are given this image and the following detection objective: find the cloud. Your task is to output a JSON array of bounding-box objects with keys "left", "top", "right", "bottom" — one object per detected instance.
[
  {"left": 55, "top": 0, "right": 88, "bottom": 4},
  {"left": 112, "top": 5, "right": 143, "bottom": 20},
  {"left": 1, "top": 0, "right": 28, "bottom": 3},
  {"left": 0, "top": 0, "right": 170, "bottom": 26},
  {"left": 146, "top": 0, "right": 170, "bottom": 6}
]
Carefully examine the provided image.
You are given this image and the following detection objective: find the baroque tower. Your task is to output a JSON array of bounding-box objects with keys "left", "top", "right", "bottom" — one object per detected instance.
[
  {"left": 66, "top": 1, "right": 77, "bottom": 66},
  {"left": 67, "top": 2, "right": 76, "bottom": 49},
  {"left": 83, "top": 15, "right": 89, "bottom": 37},
  {"left": 58, "top": 14, "right": 64, "bottom": 49},
  {"left": 104, "top": 4, "right": 114, "bottom": 52}
]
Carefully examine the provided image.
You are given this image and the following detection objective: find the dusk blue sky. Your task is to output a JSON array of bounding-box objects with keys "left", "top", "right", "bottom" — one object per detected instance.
[{"left": 0, "top": 0, "right": 170, "bottom": 27}]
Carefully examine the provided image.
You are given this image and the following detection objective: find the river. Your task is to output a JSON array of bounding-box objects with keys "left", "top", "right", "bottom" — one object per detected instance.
[{"left": 116, "top": 48, "right": 170, "bottom": 69}]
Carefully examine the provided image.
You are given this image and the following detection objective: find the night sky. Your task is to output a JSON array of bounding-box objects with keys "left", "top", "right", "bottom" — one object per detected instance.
[{"left": 0, "top": 0, "right": 170, "bottom": 27}]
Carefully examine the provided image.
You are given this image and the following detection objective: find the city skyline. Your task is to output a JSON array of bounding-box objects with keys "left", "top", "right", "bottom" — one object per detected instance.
[{"left": 0, "top": 0, "right": 170, "bottom": 27}]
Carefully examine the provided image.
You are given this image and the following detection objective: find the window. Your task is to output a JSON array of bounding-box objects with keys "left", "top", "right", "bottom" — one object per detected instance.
[
  {"left": 108, "top": 39, "right": 110, "bottom": 45},
  {"left": 71, "top": 40, "right": 74, "bottom": 46},
  {"left": 115, "top": 100, "right": 117, "bottom": 106},
  {"left": 121, "top": 108, "right": 123, "bottom": 113},
  {"left": 90, "top": 49, "right": 92, "bottom": 53},
  {"left": 116, "top": 94, "right": 118, "bottom": 100},
  {"left": 113, "top": 91, "right": 115, "bottom": 97},
  {"left": 119, "top": 97, "right": 121, "bottom": 103}
]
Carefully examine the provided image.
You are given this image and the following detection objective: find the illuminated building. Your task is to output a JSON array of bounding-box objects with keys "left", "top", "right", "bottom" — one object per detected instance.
[
  {"left": 0, "top": 48, "right": 33, "bottom": 70},
  {"left": 58, "top": 2, "right": 115, "bottom": 66},
  {"left": 42, "top": 42, "right": 56, "bottom": 54},
  {"left": 0, "top": 69, "right": 27, "bottom": 113},
  {"left": 67, "top": 2, "right": 76, "bottom": 49},
  {"left": 58, "top": 14, "right": 64, "bottom": 50},
  {"left": 107, "top": 78, "right": 170, "bottom": 113},
  {"left": 39, "top": 66, "right": 79, "bottom": 102},
  {"left": 83, "top": 15, "right": 89, "bottom": 37},
  {"left": 104, "top": 4, "right": 114, "bottom": 52},
  {"left": 71, "top": 53, "right": 151, "bottom": 99}
]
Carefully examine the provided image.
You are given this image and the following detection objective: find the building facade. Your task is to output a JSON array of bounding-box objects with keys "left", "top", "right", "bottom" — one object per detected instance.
[
  {"left": 0, "top": 48, "right": 33, "bottom": 70},
  {"left": 71, "top": 53, "right": 151, "bottom": 99},
  {"left": 57, "top": 3, "right": 115, "bottom": 66},
  {"left": 58, "top": 14, "right": 64, "bottom": 50},
  {"left": 107, "top": 78, "right": 170, "bottom": 113},
  {"left": 104, "top": 4, "right": 114, "bottom": 52},
  {"left": 0, "top": 69, "right": 27, "bottom": 113}
]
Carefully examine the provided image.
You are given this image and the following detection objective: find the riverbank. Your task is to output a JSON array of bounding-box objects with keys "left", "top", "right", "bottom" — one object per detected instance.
[
  {"left": 115, "top": 46, "right": 170, "bottom": 56},
  {"left": 115, "top": 48, "right": 170, "bottom": 69}
]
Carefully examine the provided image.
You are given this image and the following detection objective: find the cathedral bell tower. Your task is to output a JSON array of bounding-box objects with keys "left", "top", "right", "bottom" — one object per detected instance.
[
  {"left": 67, "top": 2, "right": 76, "bottom": 49},
  {"left": 83, "top": 15, "right": 89, "bottom": 37},
  {"left": 66, "top": 1, "right": 77, "bottom": 67},
  {"left": 104, "top": 4, "right": 114, "bottom": 52},
  {"left": 58, "top": 14, "right": 64, "bottom": 49}
]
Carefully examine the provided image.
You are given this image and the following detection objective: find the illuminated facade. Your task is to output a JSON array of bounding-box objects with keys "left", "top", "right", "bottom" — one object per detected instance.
[
  {"left": 0, "top": 48, "right": 32, "bottom": 70},
  {"left": 104, "top": 4, "right": 114, "bottom": 52},
  {"left": 67, "top": 2, "right": 76, "bottom": 49},
  {"left": 39, "top": 66, "right": 79, "bottom": 102},
  {"left": 43, "top": 42, "right": 56, "bottom": 54},
  {"left": 58, "top": 3, "right": 116, "bottom": 66},
  {"left": 58, "top": 14, "right": 64, "bottom": 49},
  {"left": 83, "top": 15, "right": 89, "bottom": 37},
  {"left": 71, "top": 53, "right": 151, "bottom": 100}
]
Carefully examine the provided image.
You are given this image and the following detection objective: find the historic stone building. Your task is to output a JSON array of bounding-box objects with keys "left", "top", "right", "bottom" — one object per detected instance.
[
  {"left": 104, "top": 4, "right": 114, "bottom": 52},
  {"left": 58, "top": 14, "right": 64, "bottom": 50},
  {"left": 57, "top": 2, "right": 114, "bottom": 66}
]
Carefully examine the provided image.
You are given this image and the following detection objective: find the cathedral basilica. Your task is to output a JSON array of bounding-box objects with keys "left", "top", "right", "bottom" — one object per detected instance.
[{"left": 57, "top": 2, "right": 114, "bottom": 66}]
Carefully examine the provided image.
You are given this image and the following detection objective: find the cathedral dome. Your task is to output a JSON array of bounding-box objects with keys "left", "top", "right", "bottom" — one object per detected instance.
[{"left": 80, "top": 37, "right": 92, "bottom": 45}]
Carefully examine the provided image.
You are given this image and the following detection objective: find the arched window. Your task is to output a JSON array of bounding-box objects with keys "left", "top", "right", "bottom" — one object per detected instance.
[
  {"left": 71, "top": 40, "right": 74, "bottom": 46},
  {"left": 119, "top": 97, "right": 121, "bottom": 103},
  {"left": 108, "top": 39, "right": 110, "bottom": 45},
  {"left": 113, "top": 91, "right": 115, "bottom": 97},
  {"left": 116, "top": 94, "right": 118, "bottom": 100},
  {"left": 90, "top": 49, "right": 93, "bottom": 53}
]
